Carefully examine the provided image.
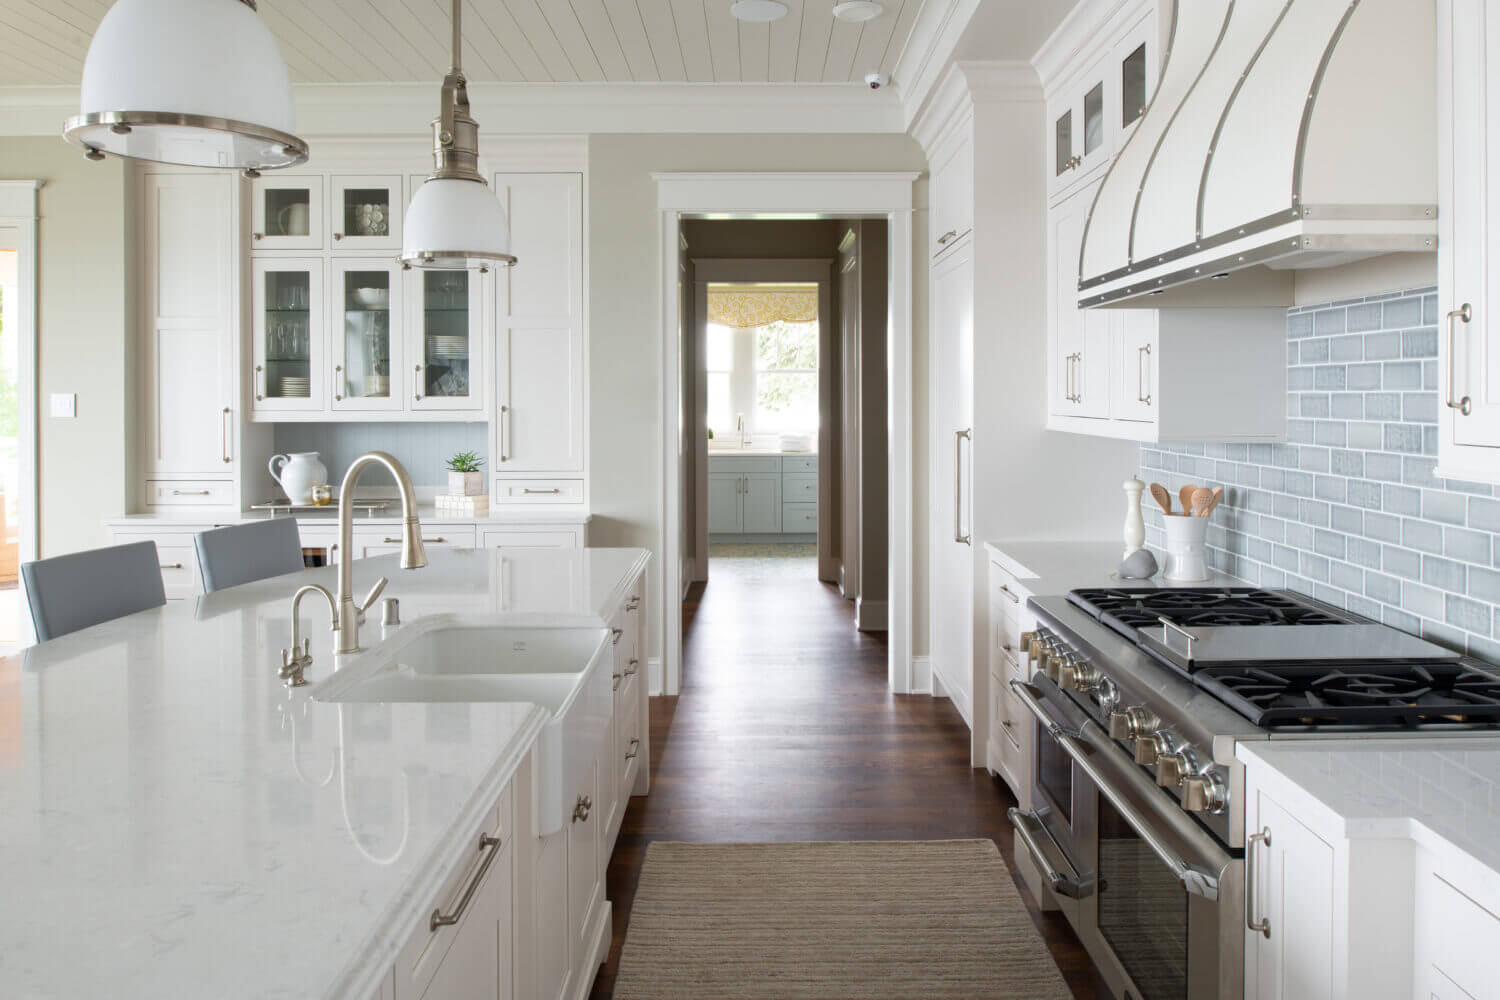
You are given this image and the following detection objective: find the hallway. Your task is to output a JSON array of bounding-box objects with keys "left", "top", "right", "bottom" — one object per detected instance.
[{"left": 589, "top": 552, "right": 1107, "bottom": 998}]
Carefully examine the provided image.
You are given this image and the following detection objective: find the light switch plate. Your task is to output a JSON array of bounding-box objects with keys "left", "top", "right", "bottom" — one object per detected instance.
[{"left": 50, "top": 393, "right": 76, "bottom": 418}]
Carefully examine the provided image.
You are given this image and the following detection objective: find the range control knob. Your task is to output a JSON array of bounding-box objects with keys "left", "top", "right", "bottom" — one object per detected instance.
[
  {"left": 1028, "top": 633, "right": 1046, "bottom": 661},
  {"left": 1181, "top": 771, "right": 1228, "bottom": 814},
  {"left": 1134, "top": 731, "right": 1176, "bottom": 767},
  {"left": 1156, "top": 752, "right": 1190, "bottom": 788},
  {"left": 1059, "top": 659, "right": 1100, "bottom": 694},
  {"left": 1046, "top": 651, "right": 1071, "bottom": 683},
  {"left": 1109, "top": 707, "right": 1161, "bottom": 741},
  {"left": 1020, "top": 630, "right": 1037, "bottom": 651}
]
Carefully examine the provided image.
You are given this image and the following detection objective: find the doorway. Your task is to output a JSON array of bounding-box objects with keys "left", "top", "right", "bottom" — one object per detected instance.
[{"left": 0, "top": 181, "right": 40, "bottom": 651}]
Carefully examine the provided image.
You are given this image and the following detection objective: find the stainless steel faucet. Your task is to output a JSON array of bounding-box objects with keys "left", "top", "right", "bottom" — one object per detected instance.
[{"left": 334, "top": 451, "right": 427, "bottom": 653}]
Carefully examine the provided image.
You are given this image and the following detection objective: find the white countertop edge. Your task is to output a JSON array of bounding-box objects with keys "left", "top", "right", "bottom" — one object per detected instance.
[
  {"left": 103, "top": 507, "right": 594, "bottom": 528},
  {"left": 706, "top": 449, "right": 818, "bottom": 458},
  {"left": 327, "top": 705, "right": 549, "bottom": 1000}
]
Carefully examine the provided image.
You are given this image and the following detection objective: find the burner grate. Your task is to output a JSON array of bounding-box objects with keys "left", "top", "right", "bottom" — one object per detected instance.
[
  {"left": 1068, "top": 587, "right": 1346, "bottom": 638},
  {"left": 1196, "top": 663, "right": 1500, "bottom": 729}
]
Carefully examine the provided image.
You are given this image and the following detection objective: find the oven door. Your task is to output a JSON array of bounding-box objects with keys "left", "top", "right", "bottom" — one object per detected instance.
[
  {"left": 1009, "top": 673, "right": 1097, "bottom": 908},
  {"left": 1010, "top": 678, "right": 1244, "bottom": 1000}
]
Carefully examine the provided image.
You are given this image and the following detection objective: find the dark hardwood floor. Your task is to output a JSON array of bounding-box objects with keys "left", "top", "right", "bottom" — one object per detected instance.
[{"left": 589, "top": 551, "right": 1111, "bottom": 999}]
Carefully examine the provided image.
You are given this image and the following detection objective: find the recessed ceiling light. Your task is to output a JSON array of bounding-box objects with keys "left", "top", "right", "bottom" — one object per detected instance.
[
  {"left": 731, "top": 0, "right": 788, "bottom": 22},
  {"left": 833, "top": 1, "right": 883, "bottom": 22}
]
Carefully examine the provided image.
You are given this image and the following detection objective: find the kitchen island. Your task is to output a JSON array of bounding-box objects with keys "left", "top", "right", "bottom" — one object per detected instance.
[{"left": 0, "top": 546, "right": 650, "bottom": 1000}]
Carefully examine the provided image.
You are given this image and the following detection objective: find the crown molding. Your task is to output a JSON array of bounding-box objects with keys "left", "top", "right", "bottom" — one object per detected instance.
[
  {"left": 0, "top": 82, "right": 906, "bottom": 138},
  {"left": 1032, "top": 0, "right": 1140, "bottom": 93},
  {"left": 893, "top": 0, "right": 983, "bottom": 131},
  {"left": 909, "top": 61, "right": 1041, "bottom": 156}
]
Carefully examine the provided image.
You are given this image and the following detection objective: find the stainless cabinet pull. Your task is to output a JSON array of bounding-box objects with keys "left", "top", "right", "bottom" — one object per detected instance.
[
  {"left": 953, "top": 428, "right": 971, "bottom": 545},
  {"left": 253, "top": 232, "right": 263, "bottom": 241},
  {"left": 613, "top": 672, "right": 622, "bottom": 691},
  {"left": 522, "top": 488, "right": 561, "bottom": 495},
  {"left": 1009, "top": 680, "right": 1220, "bottom": 900},
  {"left": 383, "top": 536, "right": 446, "bottom": 544},
  {"left": 172, "top": 489, "right": 211, "bottom": 496},
  {"left": 159, "top": 562, "right": 184, "bottom": 570},
  {"left": 413, "top": 364, "right": 422, "bottom": 402},
  {"left": 611, "top": 627, "right": 623, "bottom": 645},
  {"left": 254, "top": 363, "right": 265, "bottom": 402},
  {"left": 1137, "top": 343, "right": 1152, "bottom": 405},
  {"left": 624, "top": 738, "right": 641, "bottom": 761},
  {"left": 624, "top": 658, "right": 639, "bottom": 676},
  {"left": 1447, "top": 303, "right": 1473, "bottom": 415},
  {"left": 429, "top": 832, "right": 502, "bottom": 932},
  {"left": 999, "top": 584, "right": 1019, "bottom": 604},
  {"left": 625, "top": 597, "right": 641, "bottom": 612},
  {"left": 937, "top": 229, "right": 958, "bottom": 245},
  {"left": 221, "top": 407, "right": 232, "bottom": 464},
  {"left": 1247, "top": 827, "right": 1271, "bottom": 939},
  {"left": 334, "top": 364, "right": 343, "bottom": 402},
  {"left": 571, "top": 794, "right": 592, "bottom": 823},
  {"left": 333, "top": 232, "right": 344, "bottom": 241},
  {"left": 498, "top": 405, "right": 508, "bottom": 461}
]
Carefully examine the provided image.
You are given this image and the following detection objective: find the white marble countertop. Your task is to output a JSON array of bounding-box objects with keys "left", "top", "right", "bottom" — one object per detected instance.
[
  {"left": 0, "top": 546, "right": 649, "bottom": 999},
  {"left": 103, "top": 504, "right": 593, "bottom": 527},
  {"left": 1237, "top": 738, "right": 1500, "bottom": 881},
  {"left": 982, "top": 538, "right": 1246, "bottom": 598}
]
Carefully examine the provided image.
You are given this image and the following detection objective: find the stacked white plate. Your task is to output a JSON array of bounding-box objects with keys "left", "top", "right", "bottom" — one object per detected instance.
[
  {"left": 427, "top": 335, "right": 468, "bottom": 359},
  {"left": 278, "top": 377, "right": 310, "bottom": 397}
]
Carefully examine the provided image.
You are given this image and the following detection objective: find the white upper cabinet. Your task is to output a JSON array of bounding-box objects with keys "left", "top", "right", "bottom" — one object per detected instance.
[
  {"left": 1048, "top": 56, "right": 1111, "bottom": 202},
  {"left": 329, "top": 175, "right": 403, "bottom": 251},
  {"left": 410, "top": 268, "right": 486, "bottom": 414},
  {"left": 331, "top": 259, "right": 404, "bottom": 413},
  {"left": 493, "top": 173, "right": 586, "bottom": 486},
  {"left": 930, "top": 122, "right": 974, "bottom": 258},
  {"left": 1439, "top": 0, "right": 1500, "bottom": 482},
  {"left": 251, "top": 174, "right": 323, "bottom": 251},
  {"left": 139, "top": 171, "right": 237, "bottom": 479},
  {"left": 1050, "top": 182, "right": 1110, "bottom": 419},
  {"left": 252, "top": 257, "right": 326, "bottom": 413}
]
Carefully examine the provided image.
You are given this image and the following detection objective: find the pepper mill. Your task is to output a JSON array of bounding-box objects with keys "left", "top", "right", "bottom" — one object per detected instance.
[{"left": 1122, "top": 477, "right": 1146, "bottom": 559}]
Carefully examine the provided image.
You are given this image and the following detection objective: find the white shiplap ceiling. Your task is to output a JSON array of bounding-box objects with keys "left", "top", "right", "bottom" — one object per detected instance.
[{"left": 0, "top": 0, "right": 927, "bottom": 86}]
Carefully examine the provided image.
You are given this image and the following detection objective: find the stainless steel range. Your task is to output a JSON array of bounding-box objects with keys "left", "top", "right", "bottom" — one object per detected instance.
[{"left": 1006, "top": 586, "right": 1500, "bottom": 1000}]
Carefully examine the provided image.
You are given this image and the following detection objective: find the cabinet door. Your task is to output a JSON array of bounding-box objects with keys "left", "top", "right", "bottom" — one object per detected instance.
[
  {"left": 139, "top": 171, "right": 236, "bottom": 477},
  {"left": 251, "top": 174, "right": 323, "bottom": 250},
  {"left": 1246, "top": 790, "right": 1335, "bottom": 1000},
  {"left": 1050, "top": 183, "right": 1110, "bottom": 419},
  {"left": 532, "top": 830, "right": 572, "bottom": 1000},
  {"left": 330, "top": 175, "right": 403, "bottom": 250},
  {"left": 1113, "top": 11, "right": 1159, "bottom": 150},
  {"left": 411, "top": 268, "right": 486, "bottom": 412},
  {"left": 1110, "top": 310, "right": 1157, "bottom": 424},
  {"left": 566, "top": 758, "right": 603, "bottom": 979},
  {"left": 420, "top": 841, "right": 512, "bottom": 1000},
  {"left": 252, "top": 258, "right": 325, "bottom": 413},
  {"left": 1048, "top": 58, "right": 1110, "bottom": 200},
  {"left": 931, "top": 128, "right": 973, "bottom": 257},
  {"left": 707, "top": 473, "right": 742, "bottom": 533},
  {"left": 331, "top": 259, "right": 403, "bottom": 412},
  {"left": 741, "top": 472, "right": 782, "bottom": 533},
  {"left": 494, "top": 173, "right": 585, "bottom": 475}
]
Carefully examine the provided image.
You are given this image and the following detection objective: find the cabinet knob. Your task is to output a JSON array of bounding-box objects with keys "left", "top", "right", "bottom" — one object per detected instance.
[{"left": 333, "top": 232, "right": 343, "bottom": 241}]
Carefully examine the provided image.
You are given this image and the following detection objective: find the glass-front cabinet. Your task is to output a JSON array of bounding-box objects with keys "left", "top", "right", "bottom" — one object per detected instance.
[
  {"left": 330, "top": 175, "right": 403, "bottom": 251},
  {"left": 252, "top": 175, "right": 323, "bottom": 250},
  {"left": 252, "top": 258, "right": 325, "bottom": 412},
  {"left": 331, "top": 260, "right": 403, "bottom": 412},
  {"left": 1113, "top": 12, "right": 1157, "bottom": 147},
  {"left": 409, "top": 268, "right": 484, "bottom": 412},
  {"left": 1048, "top": 56, "right": 1109, "bottom": 199}
]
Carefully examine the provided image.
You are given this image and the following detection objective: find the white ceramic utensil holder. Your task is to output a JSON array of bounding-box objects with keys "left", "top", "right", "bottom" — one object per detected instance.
[{"left": 1163, "top": 514, "right": 1210, "bottom": 582}]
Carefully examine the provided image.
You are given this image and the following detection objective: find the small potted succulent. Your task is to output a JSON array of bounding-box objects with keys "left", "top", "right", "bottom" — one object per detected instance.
[{"left": 445, "top": 450, "right": 485, "bottom": 496}]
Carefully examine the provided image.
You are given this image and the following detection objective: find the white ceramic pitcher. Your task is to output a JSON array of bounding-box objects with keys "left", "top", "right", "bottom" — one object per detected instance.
[{"left": 269, "top": 452, "right": 327, "bottom": 505}]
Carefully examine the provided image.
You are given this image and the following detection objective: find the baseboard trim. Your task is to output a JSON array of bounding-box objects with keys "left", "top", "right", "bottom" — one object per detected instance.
[
  {"left": 855, "top": 597, "right": 888, "bottom": 632},
  {"left": 912, "top": 654, "right": 933, "bottom": 694},
  {"left": 648, "top": 655, "right": 665, "bottom": 696}
]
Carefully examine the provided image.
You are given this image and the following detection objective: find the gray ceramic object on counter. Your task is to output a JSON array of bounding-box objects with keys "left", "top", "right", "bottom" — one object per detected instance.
[{"left": 1118, "top": 548, "right": 1159, "bottom": 580}]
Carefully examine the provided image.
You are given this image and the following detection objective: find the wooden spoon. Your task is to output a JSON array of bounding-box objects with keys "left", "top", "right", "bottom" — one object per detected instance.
[
  {"left": 1192, "top": 486, "right": 1224, "bottom": 518},
  {"left": 1179, "top": 485, "right": 1197, "bottom": 515},
  {"left": 1149, "top": 483, "right": 1174, "bottom": 516}
]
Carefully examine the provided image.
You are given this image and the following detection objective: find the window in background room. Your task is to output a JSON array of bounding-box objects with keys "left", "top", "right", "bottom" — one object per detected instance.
[{"left": 705, "top": 283, "right": 818, "bottom": 441}]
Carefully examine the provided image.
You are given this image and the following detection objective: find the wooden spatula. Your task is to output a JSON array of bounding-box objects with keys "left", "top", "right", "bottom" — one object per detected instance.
[
  {"left": 1192, "top": 486, "right": 1223, "bottom": 518},
  {"left": 1149, "top": 483, "right": 1174, "bottom": 515},
  {"left": 1179, "top": 485, "right": 1197, "bottom": 515}
]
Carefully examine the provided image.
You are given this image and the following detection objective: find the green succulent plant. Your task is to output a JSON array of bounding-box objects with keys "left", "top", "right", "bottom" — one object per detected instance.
[{"left": 445, "top": 450, "right": 485, "bottom": 473}]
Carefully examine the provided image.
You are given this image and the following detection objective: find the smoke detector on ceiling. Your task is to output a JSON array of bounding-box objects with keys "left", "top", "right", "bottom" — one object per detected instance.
[
  {"left": 730, "top": 0, "right": 788, "bottom": 22},
  {"left": 832, "top": 1, "right": 883, "bottom": 22}
]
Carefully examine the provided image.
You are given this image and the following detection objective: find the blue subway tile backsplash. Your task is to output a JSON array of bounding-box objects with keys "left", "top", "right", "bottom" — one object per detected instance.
[{"left": 1139, "top": 285, "right": 1500, "bottom": 663}]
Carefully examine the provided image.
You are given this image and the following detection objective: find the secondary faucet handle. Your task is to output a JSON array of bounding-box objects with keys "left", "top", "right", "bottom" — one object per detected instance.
[{"left": 357, "top": 577, "right": 389, "bottom": 621}]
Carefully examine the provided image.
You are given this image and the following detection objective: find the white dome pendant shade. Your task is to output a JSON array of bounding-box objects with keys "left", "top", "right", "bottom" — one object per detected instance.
[
  {"left": 63, "top": 0, "right": 307, "bottom": 173},
  {"left": 400, "top": 0, "right": 516, "bottom": 272}
]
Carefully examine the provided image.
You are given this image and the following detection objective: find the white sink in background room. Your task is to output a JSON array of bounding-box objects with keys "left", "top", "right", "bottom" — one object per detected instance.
[{"left": 316, "top": 620, "right": 612, "bottom": 833}]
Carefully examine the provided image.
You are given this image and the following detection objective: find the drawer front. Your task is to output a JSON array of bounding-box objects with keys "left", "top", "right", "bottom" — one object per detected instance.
[
  {"left": 395, "top": 787, "right": 513, "bottom": 1000},
  {"left": 155, "top": 543, "right": 202, "bottom": 599},
  {"left": 145, "top": 479, "right": 235, "bottom": 507},
  {"left": 782, "top": 502, "right": 818, "bottom": 533},
  {"left": 492, "top": 478, "right": 584, "bottom": 503},
  {"left": 1421, "top": 873, "right": 1500, "bottom": 997},
  {"left": 618, "top": 694, "right": 643, "bottom": 796},
  {"left": 357, "top": 526, "right": 476, "bottom": 559},
  {"left": 782, "top": 473, "right": 819, "bottom": 501},
  {"left": 478, "top": 527, "right": 582, "bottom": 550},
  {"left": 782, "top": 455, "right": 818, "bottom": 474},
  {"left": 709, "top": 455, "right": 780, "bottom": 473}
]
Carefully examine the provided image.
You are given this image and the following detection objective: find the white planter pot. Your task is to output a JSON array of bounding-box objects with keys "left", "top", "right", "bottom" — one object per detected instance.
[{"left": 448, "top": 471, "right": 484, "bottom": 496}]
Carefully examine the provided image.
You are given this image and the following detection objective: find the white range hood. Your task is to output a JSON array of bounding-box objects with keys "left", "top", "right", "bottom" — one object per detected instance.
[{"left": 1078, "top": 0, "right": 1436, "bottom": 308}]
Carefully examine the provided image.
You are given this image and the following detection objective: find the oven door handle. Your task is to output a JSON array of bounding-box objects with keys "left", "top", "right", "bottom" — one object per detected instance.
[
  {"left": 1008, "top": 807, "right": 1094, "bottom": 899},
  {"left": 1009, "top": 680, "right": 1222, "bottom": 901}
]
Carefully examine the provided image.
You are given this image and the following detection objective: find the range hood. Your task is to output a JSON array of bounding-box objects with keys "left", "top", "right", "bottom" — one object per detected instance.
[{"left": 1078, "top": 0, "right": 1436, "bottom": 308}]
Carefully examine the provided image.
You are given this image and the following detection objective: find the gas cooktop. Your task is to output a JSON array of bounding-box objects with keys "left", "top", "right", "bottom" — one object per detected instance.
[
  {"left": 1196, "top": 663, "right": 1500, "bottom": 729},
  {"left": 1068, "top": 586, "right": 1347, "bottom": 633}
]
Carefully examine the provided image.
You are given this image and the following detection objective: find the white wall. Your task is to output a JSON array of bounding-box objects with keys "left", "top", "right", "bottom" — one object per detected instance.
[
  {"left": 0, "top": 138, "right": 131, "bottom": 558},
  {"left": 585, "top": 133, "right": 929, "bottom": 665}
]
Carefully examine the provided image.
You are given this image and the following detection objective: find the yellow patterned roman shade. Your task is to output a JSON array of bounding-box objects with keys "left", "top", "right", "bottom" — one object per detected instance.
[{"left": 706, "top": 284, "right": 817, "bottom": 328}]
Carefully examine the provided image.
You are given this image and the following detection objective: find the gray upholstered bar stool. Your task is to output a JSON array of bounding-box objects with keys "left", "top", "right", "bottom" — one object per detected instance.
[
  {"left": 21, "top": 540, "right": 168, "bottom": 642},
  {"left": 194, "top": 518, "right": 306, "bottom": 594}
]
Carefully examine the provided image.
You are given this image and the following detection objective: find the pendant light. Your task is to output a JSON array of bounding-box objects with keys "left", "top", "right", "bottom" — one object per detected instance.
[
  {"left": 399, "top": 0, "right": 515, "bottom": 272},
  {"left": 63, "top": 0, "right": 307, "bottom": 174}
]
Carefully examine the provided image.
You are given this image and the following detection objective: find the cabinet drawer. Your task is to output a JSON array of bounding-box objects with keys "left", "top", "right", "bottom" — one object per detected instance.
[
  {"left": 782, "top": 502, "right": 818, "bottom": 533},
  {"left": 709, "top": 455, "right": 780, "bottom": 473},
  {"left": 782, "top": 473, "right": 819, "bottom": 501},
  {"left": 618, "top": 694, "right": 643, "bottom": 795},
  {"left": 155, "top": 543, "right": 202, "bottom": 599},
  {"left": 782, "top": 455, "right": 818, "bottom": 474},
  {"left": 357, "top": 526, "right": 475, "bottom": 559},
  {"left": 1423, "top": 874, "right": 1500, "bottom": 996},
  {"left": 478, "top": 527, "right": 582, "bottom": 550},
  {"left": 395, "top": 788, "right": 513, "bottom": 1000},
  {"left": 144, "top": 479, "right": 235, "bottom": 507},
  {"left": 492, "top": 478, "right": 584, "bottom": 503}
]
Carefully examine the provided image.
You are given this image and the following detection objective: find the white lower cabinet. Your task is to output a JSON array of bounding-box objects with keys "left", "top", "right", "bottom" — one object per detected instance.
[
  {"left": 1244, "top": 787, "right": 1335, "bottom": 1000},
  {"left": 983, "top": 550, "right": 1035, "bottom": 806}
]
